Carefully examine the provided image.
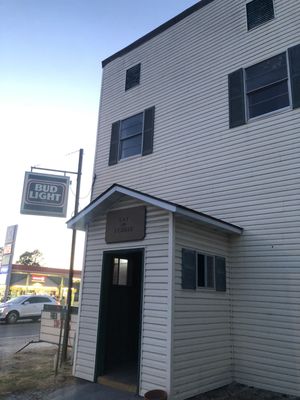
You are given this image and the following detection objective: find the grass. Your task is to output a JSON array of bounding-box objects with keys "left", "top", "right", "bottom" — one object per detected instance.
[{"left": 0, "top": 346, "right": 76, "bottom": 398}]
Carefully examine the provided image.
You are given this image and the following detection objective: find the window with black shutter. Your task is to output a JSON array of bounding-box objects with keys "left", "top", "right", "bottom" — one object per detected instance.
[
  {"left": 108, "top": 107, "right": 155, "bottom": 165},
  {"left": 197, "top": 254, "right": 215, "bottom": 289},
  {"left": 288, "top": 44, "right": 300, "bottom": 109},
  {"left": 125, "top": 63, "right": 141, "bottom": 91},
  {"left": 245, "top": 52, "right": 289, "bottom": 118},
  {"left": 182, "top": 249, "right": 196, "bottom": 290},
  {"left": 228, "top": 44, "right": 300, "bottom": 127},
  {"left": 182, "top": 249, "right": 226, "bottom": 292},
  {"left": 246, "top": 0, "right": 274, "bottom": 30}
]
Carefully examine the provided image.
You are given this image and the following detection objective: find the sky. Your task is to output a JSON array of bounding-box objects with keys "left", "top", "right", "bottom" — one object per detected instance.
[{"left": 0, "top": 0, "right": 197, "bottom": 269}]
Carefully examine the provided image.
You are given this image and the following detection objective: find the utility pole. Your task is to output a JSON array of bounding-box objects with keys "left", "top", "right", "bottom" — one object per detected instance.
[{"left": 61, "top": 148, "right": 83, "bottom": 362}]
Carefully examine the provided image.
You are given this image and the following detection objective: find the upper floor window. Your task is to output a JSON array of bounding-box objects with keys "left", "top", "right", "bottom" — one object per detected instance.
[
  {"left": 125, "top": 63, "right": 141, "bottom": 91},
  {"left": 119, "top": 112, "right": 143, "bottom": 159},
  {"left": 108, "top": 106, "right": 155, "bottom": 165},
  {"left": 228, "top": 44, "right": 300, "bottom": 128},
  {"left": 246, "top": 52, "right": 289, "bottom": 118},
  {"left": 246, "top": 0, "right": 274, "bottom": 30}
]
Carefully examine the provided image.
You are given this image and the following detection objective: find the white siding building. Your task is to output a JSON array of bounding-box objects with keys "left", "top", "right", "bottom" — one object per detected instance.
[{"left": 68, "top": 0, "right": 300, "bottom": 398}]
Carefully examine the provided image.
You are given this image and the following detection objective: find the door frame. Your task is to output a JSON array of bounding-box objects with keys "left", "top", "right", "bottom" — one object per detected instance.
[{"left": 94, "top": 248, "right": 144, "bottom": 393}]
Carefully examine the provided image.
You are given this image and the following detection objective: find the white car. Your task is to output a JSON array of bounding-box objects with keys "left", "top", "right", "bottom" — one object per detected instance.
[{"left": 0, "top": 295, "right": 58, "bottom": 324}]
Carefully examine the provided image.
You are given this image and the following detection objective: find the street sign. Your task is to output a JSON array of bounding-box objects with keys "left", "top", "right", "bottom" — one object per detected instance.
[
  {"left": 20, "top": 172, "right": 70, "bottom": 218},
  {"left": 0, "top": 225, "right": 18, "bottom": 301}
]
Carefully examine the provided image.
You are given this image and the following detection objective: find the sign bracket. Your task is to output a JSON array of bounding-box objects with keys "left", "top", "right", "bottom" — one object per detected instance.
[
  {"left": 31, "top": 166, "right": 79, "bottom": 176},
  {"left": 26, "top": 149, "right": 84, "bottom": 363}
]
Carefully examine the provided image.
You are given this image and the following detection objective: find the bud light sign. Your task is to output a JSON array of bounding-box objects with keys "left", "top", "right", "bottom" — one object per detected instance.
[{"left": 21, "top": 172, "right": 70, "bottom": 217}]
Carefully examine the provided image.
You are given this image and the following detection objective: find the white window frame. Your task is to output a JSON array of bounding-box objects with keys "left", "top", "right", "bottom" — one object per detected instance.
[
  {"left": 244, "top": 50, "right": 292, "bottom": 121},
  {"left": 118, "top": 111, "right": 145, "bottom": 161},
  {"left": 197, "top": 252, "right": 215, "bottom": 289}
]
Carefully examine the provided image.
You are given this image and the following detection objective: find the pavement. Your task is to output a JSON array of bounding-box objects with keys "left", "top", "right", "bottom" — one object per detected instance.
[
  {"left": 49, "top": 381, "right": 142, "bottom": 400},
  {"left": 1, "top": 379, "right": 142, "bottom": 400},
  {"left": 3, "top": 381, "right": 300, "bottom": 400}
]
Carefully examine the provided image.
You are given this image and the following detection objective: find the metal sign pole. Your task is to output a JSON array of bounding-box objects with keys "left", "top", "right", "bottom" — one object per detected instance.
[{"left": 61, "top": 148, "right": 83, "bottom": 362}]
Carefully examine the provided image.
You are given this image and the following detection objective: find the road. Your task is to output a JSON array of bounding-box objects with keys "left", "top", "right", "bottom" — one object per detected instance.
[
  {"left": 0, "top": 321, "right": 41, "bottom": 360},
  {"left": 0, "top": 320, "right": 40, "bottom": 338}
]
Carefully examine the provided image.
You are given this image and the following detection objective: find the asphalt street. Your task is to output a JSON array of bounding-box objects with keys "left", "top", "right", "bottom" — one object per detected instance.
[
  {"left": 0, "top": 321, "right": 41, "bottom": 360},
  {"left": 0, "top": 320, "right": 40, "bottom": 338}
]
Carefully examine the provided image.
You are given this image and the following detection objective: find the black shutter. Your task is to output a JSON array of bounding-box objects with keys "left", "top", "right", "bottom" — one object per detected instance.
[
  {"left": 108, "top": 121, "right": 120, "bottom": 166},
  {"left": 228, "top": 69, "right": 246, "bottom": 128},
  {"left": 142, "top": 106, "right": 155, "bottom": 156},
  {"left": 215, "top": 256, "right": 226, "bottom": 292},
  {"left": 182, "top": 249, "right": 196, "bottom": 290},
  {"left": 288, "top": 44, "right": 300, "bottom": 109}
]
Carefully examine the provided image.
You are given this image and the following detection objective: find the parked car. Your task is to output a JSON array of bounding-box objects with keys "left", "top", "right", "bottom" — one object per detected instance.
[{"left": 0, "top": 294, "right": 58, "bottom": 324}]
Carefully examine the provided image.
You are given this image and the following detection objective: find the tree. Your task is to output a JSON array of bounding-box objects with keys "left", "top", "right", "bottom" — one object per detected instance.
[{"left": 16, "top": 249, "right": 43, "bottom": 266}]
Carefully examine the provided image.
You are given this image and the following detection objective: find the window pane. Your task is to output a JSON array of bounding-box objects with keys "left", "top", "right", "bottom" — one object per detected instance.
[
  {"left": 248, "top": 80, "right": 289, "bottom": 118},
  {"left": 39, "top": 297, "right": 51, "bottom": 303},
  {"left": 206, "top": 256, "right": 214, "bottom": 288},
  {"left": 27, "top": 297, "right": 36, "bottom": 303},
  {"left": 120, "top": 113, "right": 143, "bottom": 139},
  {"left": 246, "top": 53, "right": 287, "bottom": 92},
  {"left": 119, "top": 259, "right": 128, "bottom": 286},
  {"left": 112, "top": 258, "right": 119, "bottom": 285},
  {"left": 120, "top": 135, "right": 142, "bottom": 159},
  {"left": 197, "top": 254, "right": 205, "bottom": 287}
]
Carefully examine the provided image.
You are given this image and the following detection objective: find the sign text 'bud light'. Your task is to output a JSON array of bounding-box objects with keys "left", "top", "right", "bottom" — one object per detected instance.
[{"left": 21, "top": 172, "right": 70, "bottom": 217}]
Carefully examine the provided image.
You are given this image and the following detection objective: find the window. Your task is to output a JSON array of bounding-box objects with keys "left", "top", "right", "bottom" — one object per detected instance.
[
  {"left": 228, "top": 44, "right": 300, "bottom": 128},
  {"left": 119, "top": 112, "right": 143, "bottom": 159},
  {"left": 182, "top": 249, "right": 226, "bottom": 291},
  {"left": 125, "top": 63, "right": 141, "bottom": 91},
  {"left": 198, "top": 254, "right": 215, "bottom": 288},
  {"left": 246, "top": 0, "right": 274, "bottom": 30},
  {"left": 27, "top": 296, "right": 51, "bottom": 303},
  {"left": 246, "top": 52, "right": 289, "bottom": 118},
  {"left": 113, "top": 258, "right": 129, "bottom": 286},
  {"left": 108, "top": 106, "right": 155, "bottom": 165}
]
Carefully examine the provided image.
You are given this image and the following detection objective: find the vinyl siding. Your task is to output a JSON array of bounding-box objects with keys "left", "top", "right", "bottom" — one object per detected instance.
[
  {"left": 172, "top": 217, "right": 231, "bottom": 400},
  {"left": 89, "top": 0, "right": 300, "bottom": 396},
  {"left": 73, "top": 197, "right": 171, "bottom": 396}
]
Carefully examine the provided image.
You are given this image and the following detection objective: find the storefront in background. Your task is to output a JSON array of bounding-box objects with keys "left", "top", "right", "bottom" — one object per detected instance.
[{"left": 7, "top": 264, "right": 81, "bottom": 306}]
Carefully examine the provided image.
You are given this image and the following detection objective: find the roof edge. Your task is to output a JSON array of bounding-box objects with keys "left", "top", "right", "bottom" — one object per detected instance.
[
  {"left": 102, "top": 0, "right": 215, "bottom": 68},
  {"left": 67, "top": 183, "right": 243, "bottom": 235}
]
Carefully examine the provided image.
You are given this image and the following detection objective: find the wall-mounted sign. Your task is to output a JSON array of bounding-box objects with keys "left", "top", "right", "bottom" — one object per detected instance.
[
  {"left": 105, "top": 206, "right": 146, "bottom": 243},
  {"left": 31, "top": 275, "right": 46, "bottom": 283},
  {"left": 20, "top": 172, "right": 70, "bottom": 218}
]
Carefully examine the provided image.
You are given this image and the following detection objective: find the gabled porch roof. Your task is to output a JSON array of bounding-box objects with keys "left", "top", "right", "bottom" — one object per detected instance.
[{"left": 67, "top": 184, "right": 243, "bottom": 235}]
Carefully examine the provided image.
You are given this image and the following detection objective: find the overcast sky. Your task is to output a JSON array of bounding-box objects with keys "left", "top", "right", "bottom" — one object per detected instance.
[{"left": 0, "top": 0, "right": 197, "bottom": 269}]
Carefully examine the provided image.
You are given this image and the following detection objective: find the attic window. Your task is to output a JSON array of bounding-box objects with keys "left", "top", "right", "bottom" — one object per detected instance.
[
  {"left": 246, "top": 0, "right": 274, "bottom": 30},
  {"left": 125, "top": 63, "right": 141, "bottom": 91}
]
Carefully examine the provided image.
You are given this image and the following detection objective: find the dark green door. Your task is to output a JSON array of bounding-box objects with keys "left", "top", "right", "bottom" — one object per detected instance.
[{"left": 96, "top": 250, "right": 143, "bottom": 384}]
